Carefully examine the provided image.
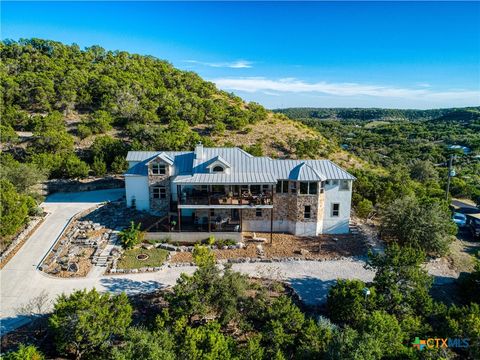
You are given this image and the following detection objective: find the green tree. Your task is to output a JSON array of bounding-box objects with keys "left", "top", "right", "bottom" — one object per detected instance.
[
  {"left": 327, "top": 279, "right": 375, "bottom": 327},
  {"left": 326, "top": 327, "right": 383, "bottom": 360},
  {"left": 49, "top": 288, "right": 132, "bottom": 359},
  {"left": 410, "top": 160, "right": 439, "bottom": 183},
  {"left": 0, "top": 179, "right": 32, "bottom": 237},
  {"left": 180, "top": 322, "right": 235, "bottom": 360},
  {"left": 168, "top": 246, "right": 248, "bottom": 326},
  {"left": 440, "top": 303, "right": 480, "bottom": 359},
  {"left": 380, "top": 195, "right": 456, "bottom": 256},
  {"left": 118, "top": 221, "right": 144, "bottom": 249},
  {"left": 358, "top": 310, "right": 405, "bottom": 357},
  {"left": 1, "top": 344, "right": 44, "bottom": 360},
  {"left": 109, "top": 327, "right": 175, "bottom": 360},
  {"left": 110, "top": 156, "right": 128, "bottom": 174},
  {"left": 355, "top": 198, "right": 373, "bottom": 219},
  {"left": 91, "top": 156, "right": 107, "bottom": 176},
  {"left": 62, "top": 154, "right": 90, "bottom": 179},
  {"left": 367, "top": 244, "right": 433, "bottom": 318}
]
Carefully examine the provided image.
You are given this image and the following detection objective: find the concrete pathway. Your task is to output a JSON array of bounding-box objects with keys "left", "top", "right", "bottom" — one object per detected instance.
[{"left": 0, "top": 188, "right": 375, "bottom": 335}]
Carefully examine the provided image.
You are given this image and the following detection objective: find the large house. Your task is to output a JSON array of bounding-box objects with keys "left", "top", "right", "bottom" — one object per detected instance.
[{"left": 124, "top": 144, "right": 355, "bottom": 236}]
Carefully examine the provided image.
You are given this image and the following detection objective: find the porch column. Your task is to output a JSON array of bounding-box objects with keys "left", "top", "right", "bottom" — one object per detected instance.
[
  {"left": 270, "top": 184, "right": 274, "bottom": 243},
  {"left": 208, "top": 209, "right": 211, "bottom": 232},
  {"left": 240, "top": 209, "right": 243, "bottom": 232},
  {"left": 270, "top": 207, "right": 273, "bottom": 244},
  {"left": 177, "top": 185, "right": 181, "bottom": 232}
]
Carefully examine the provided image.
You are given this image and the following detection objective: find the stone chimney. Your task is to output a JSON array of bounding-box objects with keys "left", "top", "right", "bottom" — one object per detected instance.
[{"left": 195, "top": 142, "right": 204, "bottom": 160}]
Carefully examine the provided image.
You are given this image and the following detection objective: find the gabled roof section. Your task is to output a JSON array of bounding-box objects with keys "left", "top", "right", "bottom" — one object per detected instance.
[
  {"left": 146, "top": 152, "right": 174, "bottom": 166},
  {"left": 125, "top": 148, "right": 356, "bottom": 181},
  {"left": 205, "top": 155, "right": 231, "bottom": 169},
  {"left": 288, "top": 163, "right": 325, "bottom": 181}
]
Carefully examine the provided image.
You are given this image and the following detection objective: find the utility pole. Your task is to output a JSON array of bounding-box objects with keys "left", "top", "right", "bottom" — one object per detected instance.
[{"left": 445, "top": 154, "right": 454, "bottom": 201}]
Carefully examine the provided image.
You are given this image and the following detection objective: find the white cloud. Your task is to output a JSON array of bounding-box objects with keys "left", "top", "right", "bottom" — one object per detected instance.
[
  {"left": 184, "top": 59, "right": 253, "bottom": 69},
  {"left": 212, "top": 77, "right": 480, "bottom": 103}
]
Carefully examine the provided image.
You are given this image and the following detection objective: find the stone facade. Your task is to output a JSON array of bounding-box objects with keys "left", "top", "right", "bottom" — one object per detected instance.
[
  {"left": 147, "top": 158, "right": 171, "bottom": 215},
  {"left": 241, "top": 181, "right": 325, "bottom": 235}
]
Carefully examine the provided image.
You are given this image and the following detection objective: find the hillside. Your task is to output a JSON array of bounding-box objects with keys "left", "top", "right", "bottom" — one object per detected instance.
[
  {"left": 0, "top": 39, "right": 373, "bottom": 171},
  {"left": 275, "top": 106, "right": 480, "bottom": 122},
  {"left": 277, "top": 107, "right": 480, "bottom": 202}
]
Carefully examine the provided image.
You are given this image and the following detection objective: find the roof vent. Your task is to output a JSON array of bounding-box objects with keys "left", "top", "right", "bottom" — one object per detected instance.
[{"left": 195, "top": 142, "right": 204, "bottom": 160}]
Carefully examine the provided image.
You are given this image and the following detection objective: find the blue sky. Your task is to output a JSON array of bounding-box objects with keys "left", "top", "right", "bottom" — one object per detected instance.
[{"left": 2, "top": 1, "right": 479, "bottom": 109}]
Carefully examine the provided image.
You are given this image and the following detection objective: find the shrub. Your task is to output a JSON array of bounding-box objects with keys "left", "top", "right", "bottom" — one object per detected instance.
[
  {"left": 1, "top": 344, "right": 44, "bottom": 360},
  {"left": 119, "top": 221, "right": 144, "bottom": 249}
]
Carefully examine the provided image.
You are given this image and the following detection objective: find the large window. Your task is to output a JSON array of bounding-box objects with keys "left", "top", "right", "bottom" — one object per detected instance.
[
  {"left": 304, "top": 205, "right": 311, "bottom": 219},
  {"left": 276, "top": 180, "right": 289, "bottom": 194},
  {"left": 331, "top": 203, "right": 340, "bottom": 217},
  {"left": 340, "top": 180, "right": 350, "bottom": 191},
  {"left": 152, "top": 163, "right": 166, "bottom": 175},
  {"left": 153, "top": 186, "right": 166, "bottom": 199},
  {"left": 300, "top": 182, "right": 318, "bottom": 195}
]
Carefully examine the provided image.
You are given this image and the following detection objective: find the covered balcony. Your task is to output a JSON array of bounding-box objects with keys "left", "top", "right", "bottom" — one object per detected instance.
[{"left": 177, "top": 184, "right": 274, "bottom": 208}]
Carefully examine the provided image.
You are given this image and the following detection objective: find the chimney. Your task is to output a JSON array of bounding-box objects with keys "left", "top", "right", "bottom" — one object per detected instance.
[{"left": 195, "top": 142, "right": 204, "bottom": 160}]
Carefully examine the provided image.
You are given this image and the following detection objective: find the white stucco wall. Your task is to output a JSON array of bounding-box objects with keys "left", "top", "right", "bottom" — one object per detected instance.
[
  {"left": 125, "top": 176, "right": 150, "bottom": 211},
  {"left": 322, "top": 180, "right": 352, "bottom": 234}
]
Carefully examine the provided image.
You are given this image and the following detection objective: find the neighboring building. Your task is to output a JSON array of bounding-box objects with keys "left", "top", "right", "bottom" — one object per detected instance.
[{"left": 125, "top": 144, "right": 355, "bottom": 236}]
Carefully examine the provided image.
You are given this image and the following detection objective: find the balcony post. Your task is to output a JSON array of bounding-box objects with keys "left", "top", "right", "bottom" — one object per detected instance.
[
  {"left": 208, "top": 209, "right": 211, "bottom": 232},
  {"left": 177, "top": 185, "right": 181, "bottom": 232}
]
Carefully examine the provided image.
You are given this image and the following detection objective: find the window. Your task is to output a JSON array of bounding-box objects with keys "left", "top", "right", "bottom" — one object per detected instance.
[
  {"left": 275, "top": 180, "right": 289, "bottom": 194},
  {"left": 325, "top": 180, "right": 330, "bottom": 185},
  {"left": 212, "top": 165, "right": 224, "bottom": 173},
  {"left": 300, "top": 182, "right": 318, "bottom": 195},
  {"left": 153, "top": 186, "right": 166, "bottom": 199},
  {"left": 256, "top": 209, "right": 262, "bottom": 217},
  {"left": 331, "top": 203, "right": 340, "bottom": 217},
  {"left": 320, "top": 181, "right": 325, "bottom": 193},
  {"left": 340, "top": 180, "right": 350, "bottom": 191},
  {"left": 210, "top": 209, "right": 215, "bottom": 217},
  {"left": 304, "top": 206, "right": 311, "bottom": 219},
  {"left": 152, "top": 163, "right": 166, "bottom": 175},
  {"left": 262, "top": 184, "right": 270, "bottom": 192},
  {"left": 290, "top": 181, "right": 297, "bottom": 193},
  {"left": 332, "top": 180, "right": 339, "bottom": 186}
]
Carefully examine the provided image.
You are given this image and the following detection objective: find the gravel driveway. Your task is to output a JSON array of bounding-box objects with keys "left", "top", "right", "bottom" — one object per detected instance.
[{"left": 0, "top": 189, "right": 375, "bottom": 335}]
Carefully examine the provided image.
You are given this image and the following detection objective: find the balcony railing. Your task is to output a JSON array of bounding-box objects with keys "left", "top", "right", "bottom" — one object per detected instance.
[{"left": 179, "top": 192, "right": 273, "bottom": 206}]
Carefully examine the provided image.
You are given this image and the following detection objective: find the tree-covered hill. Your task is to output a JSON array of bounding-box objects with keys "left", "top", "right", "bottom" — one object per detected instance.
[
  {"left": 276, "top": 107, "right": 480, "bottom": 203},
  {"left": 275, "top": 106, "right": 480, "bottom": 122}
]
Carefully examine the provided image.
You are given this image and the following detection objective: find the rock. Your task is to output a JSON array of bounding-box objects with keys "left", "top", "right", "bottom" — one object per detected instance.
[
  {"left": 142, "top": 244, "right": 154, "bottom": 250},
  {"left": 299, "top": 248, "right": 310, "bottom": 256}
]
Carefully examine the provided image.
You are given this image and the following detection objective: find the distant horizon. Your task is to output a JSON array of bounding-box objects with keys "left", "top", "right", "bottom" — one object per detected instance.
[{"left": 3, "top": 1, "right": 479, "bottom": 109}]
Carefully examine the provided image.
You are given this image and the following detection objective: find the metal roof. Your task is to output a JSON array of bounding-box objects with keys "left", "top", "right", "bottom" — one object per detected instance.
[
  {"left": 288, "top": 163, "right": 325, "bottom": 181},
  {"left": 125, "top": 147, "right": 355, "bottom": 181},
  {"left": 173, "top": 173, "right": 277, "bottom": 185}
]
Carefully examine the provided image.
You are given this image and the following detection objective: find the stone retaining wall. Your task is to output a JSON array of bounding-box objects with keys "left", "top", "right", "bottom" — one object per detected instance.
[
  {"left": 0, "top": 214, "right": 47, "bottom": 268},
  {"left": 144, "top": 231, "right": 242, "bottom": 243},
  {"left": 42, "top": 176, "right": 124, "bottom": 195}
]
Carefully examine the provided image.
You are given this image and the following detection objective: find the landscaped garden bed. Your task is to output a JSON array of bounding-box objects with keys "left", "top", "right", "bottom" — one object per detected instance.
[
  {"left": 170, "top": 231, "right": 366, "bottom": 264},
  {"left": 116, "top": 247, "right": 169, "bottom": 270}
]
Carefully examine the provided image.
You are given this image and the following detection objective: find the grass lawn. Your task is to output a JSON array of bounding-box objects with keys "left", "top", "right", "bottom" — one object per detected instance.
[{"left": 117, "top": 247, "right": 169, "bottom": 269}]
